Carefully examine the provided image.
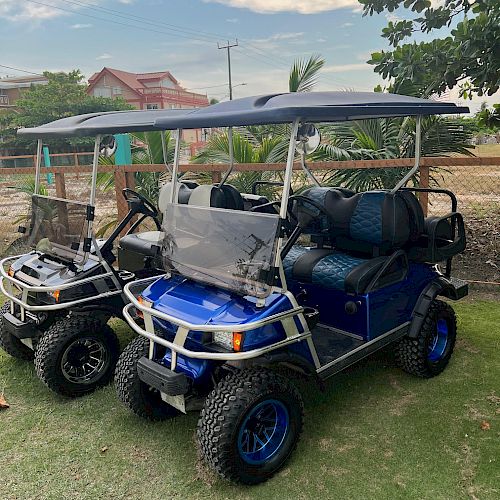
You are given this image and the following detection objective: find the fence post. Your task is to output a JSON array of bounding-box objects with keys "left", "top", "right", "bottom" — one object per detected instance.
[
  {"left": 114, "top": 166, "right": 128, "bottom": 234},
  {"left": 419, "top": 165, "right": 429, "bottom": 216},
  {"left": 125, "top": 171, "right": 136, "bottom": 191},
  {"left": 54, "top": 172, "right": 66, "bottom": 199},
  {"left": 211, "top": 170, "right": 221, "bottom": 184}
]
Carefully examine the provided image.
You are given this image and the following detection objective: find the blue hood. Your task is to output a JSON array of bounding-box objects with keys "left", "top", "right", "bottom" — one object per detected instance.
[{"left": 142, "top": 275, "right": 292, "bottom": 328}]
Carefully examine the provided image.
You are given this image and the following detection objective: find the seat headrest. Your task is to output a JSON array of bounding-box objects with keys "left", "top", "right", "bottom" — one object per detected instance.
[
  {"left": 158, "top": 182, "right": 196, "bottom": 213},
  {"left": 188, "top": 184, "right": 226, "bottom": 208},
  {"left": 220, "top": 184, "right": 244, "bottom": 210}
]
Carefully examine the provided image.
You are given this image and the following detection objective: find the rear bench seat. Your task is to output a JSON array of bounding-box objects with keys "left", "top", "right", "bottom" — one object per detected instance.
[{"left": 283, "top": 188, "right": 422, "bottom": 294}]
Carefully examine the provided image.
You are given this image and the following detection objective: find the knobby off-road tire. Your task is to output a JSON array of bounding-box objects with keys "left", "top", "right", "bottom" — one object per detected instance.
[
  {"left": 396, "top": 299, "right": 457, "bottom": 378},
  {"left": 197, "top": 368, "right": 304, "bottom": 485},
  {"left": 34, "top": 314, "right": 119, "bottom": 397},
  {"left": 0, "top": 301, "right": 35, "bottom": 361},
  {"left": 115, "top": 336, "right": 179, "bottom": 421}
]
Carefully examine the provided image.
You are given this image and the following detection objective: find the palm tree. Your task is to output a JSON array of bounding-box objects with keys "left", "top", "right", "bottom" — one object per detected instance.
[
  {"left": 289, "top": 55, "right": 325, "bottom": 93},
  {"left": 96, "top": 130, "right": 178, "bottom": 198},
  {"left": 191, "top": 55, "right": 326, "bottom": 195},
  {"left": 312, "top": 116, "right": 473, "bottom": 190}
]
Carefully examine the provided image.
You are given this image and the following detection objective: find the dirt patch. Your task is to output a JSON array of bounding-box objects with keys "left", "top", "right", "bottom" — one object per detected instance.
[
  {"left": 454, "top": 211, "right": 500, "bottom": 284},
  {"left": 388, "top": 376, "right": 417, "bottom": 417},
  {"left": 456, "top": 338, "right": 481, "bottom": 355}
]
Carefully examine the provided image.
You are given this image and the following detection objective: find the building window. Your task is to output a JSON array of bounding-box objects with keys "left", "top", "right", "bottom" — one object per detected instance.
[
  {"left": 112, "top": 86, "right": 122, "bottom": 95},
  {"left": 146, "top": 103, "right": 159, "bottom": 110},
  {"left": 94, "top": 87, "right": 112, "bottom": 98},
  {"left": 161, "top": 78, "right": 175, "bottom": 88}
]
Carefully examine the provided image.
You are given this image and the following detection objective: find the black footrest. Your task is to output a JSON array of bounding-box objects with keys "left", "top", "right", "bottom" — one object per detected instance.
[
  {"left": 137, "top": 357, "right": 191, "bottom": 396},
  {"left": 442, "top": 277, "right": 468, "bottom": 300}
]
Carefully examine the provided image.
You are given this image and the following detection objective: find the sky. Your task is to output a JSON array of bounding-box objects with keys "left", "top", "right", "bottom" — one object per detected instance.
[{"left": 0, "top": 0, "right": 497, "bottom": 112}]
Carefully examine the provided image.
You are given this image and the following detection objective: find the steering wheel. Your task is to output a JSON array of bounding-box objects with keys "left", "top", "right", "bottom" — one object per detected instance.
[
  {"left": 249, "top": 200, "right": 298, "bottom": 228},
  {"left": 122, "top": 188, "right": 158, "bottom": 217},
  {"left": 288, "top": 194, "right": 333, "bottom": 228}
]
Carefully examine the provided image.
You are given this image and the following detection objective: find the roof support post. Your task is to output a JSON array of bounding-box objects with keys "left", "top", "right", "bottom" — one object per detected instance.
[
  {"left": 161, "top": 131, "right": 172, "bottom": 174},
  {"left": 33, "top": 139, "right": 43, "bottom": 196},
  {"left": 169, "top": 128, "right": 182, "bottom": 203},
  {"left": 218, "top": 126, "right": 234, "bottom": 187},
  {"left": 279, "top": 118, "right": 300, "bottom": 218},
  {"left": 89, "top": 135, "right": 101, "bottom": 206},
  {"left": 392, "top": 115, "right": 422, "bottom": 192}
]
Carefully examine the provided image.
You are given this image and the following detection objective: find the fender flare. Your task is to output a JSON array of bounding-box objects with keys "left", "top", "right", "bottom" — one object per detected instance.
[{"left": 408, "top": 276, "right": 466, "bottom": 339}]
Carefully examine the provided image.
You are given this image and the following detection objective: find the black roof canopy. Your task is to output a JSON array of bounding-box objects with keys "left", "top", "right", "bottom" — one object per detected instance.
[
  {"left": 154, "top": 92, "right": 469, "bottom": 129},
  {"left": 17, "top": 108, "right": 189, "bottom": 138}
]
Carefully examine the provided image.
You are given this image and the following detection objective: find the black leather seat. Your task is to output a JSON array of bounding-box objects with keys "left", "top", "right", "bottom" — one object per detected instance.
[{"left": 283, "top": 188, "right": 422, "bottom": 294}]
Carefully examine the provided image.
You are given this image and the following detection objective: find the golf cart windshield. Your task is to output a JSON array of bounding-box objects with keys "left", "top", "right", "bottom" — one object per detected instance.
[
  {"left": 161, "top": 204, "right": 281, "bottom": 298},
  {"left": 24, "top": 195, "right": 91, "bottom": 264}
]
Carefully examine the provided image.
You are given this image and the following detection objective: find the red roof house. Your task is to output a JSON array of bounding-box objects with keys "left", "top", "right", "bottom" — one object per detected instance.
[{"left": 87, "top": 67, "right": 209, "bottom": 110}]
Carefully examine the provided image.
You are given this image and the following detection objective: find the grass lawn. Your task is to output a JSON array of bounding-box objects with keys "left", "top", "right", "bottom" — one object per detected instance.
[{"left": 0, "top": 299, "right": 499, "bottom": 500}]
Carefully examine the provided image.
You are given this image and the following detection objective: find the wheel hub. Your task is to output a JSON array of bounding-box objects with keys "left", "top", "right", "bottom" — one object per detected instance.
[
  {"left": 428, "top": 318, "right": 449, "bottom": 362},
  {"left": 61, "top": 338, "right": 108, "bottom": 384},
  {"left": 238, "top": 399, "right": 289, "bottom": 465}
]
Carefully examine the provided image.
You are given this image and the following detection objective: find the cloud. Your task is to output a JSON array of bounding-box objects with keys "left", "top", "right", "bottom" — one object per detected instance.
[
  {"left": 0, "top": 0, "right": 66, "bottom": 21},
  {"left": 252, "top": 32, "right": 304, "bottom": 43},
  {"left": 226, "top": 18, "right": 239, "bottom": 23},
  {"left": 341, "top": 22, "right": 354, "bottom": 27},
  {"left": 71, "top": 23, "right": 93, "bottom": 29},
  {"left": 385, "top": 13, "right": 403, "bottom": 23},
  {"left": 96, "top": 53, "right": 112, "bottom": 60},
  {"left": 204, "top": 0, "right": 360, "bottom": 15},
  {"left": 323, "top": 63, "right": 368, "bottom": 73}
]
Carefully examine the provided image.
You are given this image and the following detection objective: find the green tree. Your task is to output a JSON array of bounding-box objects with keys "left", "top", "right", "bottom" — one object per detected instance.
[
  {"left": 361, "top": 0, "right": 500, "bottom": 99},
  {"left": 0, "top": 70, "right": 132, "bottom": 153},
  {"left": 476, "top": 104, "right": 500, "bottom": 131}
]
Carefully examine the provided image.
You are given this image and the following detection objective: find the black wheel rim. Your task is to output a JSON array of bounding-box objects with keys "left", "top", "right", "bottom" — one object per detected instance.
[{"left": 60, "top": 338, "right": 109, "bottom": 384}]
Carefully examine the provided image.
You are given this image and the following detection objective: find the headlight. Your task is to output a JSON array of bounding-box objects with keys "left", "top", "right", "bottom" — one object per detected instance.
[
  {"left": 213, "top": 331, "right": 244, "bottom": 352},
  {"left": 136, "top": 295, "right": 153, "bottom": 319},
  {"left": 48, "top": 290, "right": 61, "bottom": 302}
]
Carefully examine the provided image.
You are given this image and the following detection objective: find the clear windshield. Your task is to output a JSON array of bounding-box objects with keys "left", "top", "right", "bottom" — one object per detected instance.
[
  {"left": 21, "top": 195, "right": 91, "bottom": 264},
  {"left": 161, "top": 204, "right": 281, "bottom": 298}
]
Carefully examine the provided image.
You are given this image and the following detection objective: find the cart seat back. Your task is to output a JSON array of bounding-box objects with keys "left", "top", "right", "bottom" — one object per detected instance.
[{"left": 298, "top": 188, "right": 424, "bottom": 256}]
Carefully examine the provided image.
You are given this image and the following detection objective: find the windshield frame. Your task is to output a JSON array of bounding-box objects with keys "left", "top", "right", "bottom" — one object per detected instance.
[
  {"left": 25, "top": 193, "right": 95, "bottom": 265},
  {"left": 161, "top": 203, "right": 282, "bottom": 298}
]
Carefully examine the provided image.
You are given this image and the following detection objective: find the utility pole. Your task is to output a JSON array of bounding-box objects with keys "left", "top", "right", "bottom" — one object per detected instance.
[
  {"left": 217, "top": 40, "right": 238, "bottom": 186},
  {"left": 218, "top": 39, "right": 238, "bottom": 100}
]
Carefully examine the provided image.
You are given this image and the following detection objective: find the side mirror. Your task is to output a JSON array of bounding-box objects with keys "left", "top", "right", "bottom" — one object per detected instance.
[
  {"left": 295, "top": 124, "right": 321, "bottom": 155},
  {"left": 99, "top": 135, "right": 117, "bottom": 157}
]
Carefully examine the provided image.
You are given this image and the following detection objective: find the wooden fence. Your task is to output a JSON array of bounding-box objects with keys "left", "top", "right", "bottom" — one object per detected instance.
[{"left": 1, "top": 156, "right": 499, "bottom": 223}]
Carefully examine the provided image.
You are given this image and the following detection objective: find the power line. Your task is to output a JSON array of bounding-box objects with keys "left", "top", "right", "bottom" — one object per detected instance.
[
  {"left": 0, "top": 64, "right": 44, "bottom": 76},
  {"left": 24, "top": 0, "right": 218, "bottom": 44},
  {"left": 57, "top": 0, "right": 219, "bottom": 43},
  {"left": 58, "top": 0, "right": 301, "bottom": 72},
  {"left": 22, "top": 0, "right": 371, "bottom": 92},
  {"left": 184, "top": 82, "right": 241, "bottom": 91}
]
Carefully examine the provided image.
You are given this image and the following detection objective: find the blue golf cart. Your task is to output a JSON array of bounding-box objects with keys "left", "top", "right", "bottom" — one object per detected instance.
[{"left": 115, "top": 92, "right": 470, "bottom": 484}]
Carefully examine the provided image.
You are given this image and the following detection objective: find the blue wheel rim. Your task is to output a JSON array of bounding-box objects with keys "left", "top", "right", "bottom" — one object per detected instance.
[
  {"left": 237, "top": 399, "right": 289, "bottom": 465},
  {"left": 428, "top": 318, "right": 449, "bottom": 362}
]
